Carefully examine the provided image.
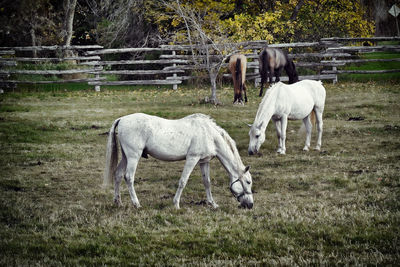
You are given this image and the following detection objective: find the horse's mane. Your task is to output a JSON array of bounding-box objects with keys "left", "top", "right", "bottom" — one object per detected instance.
[
  {"left": 186, "top": 113, "right": 243, "bottom": 166},
  {"left": 255, "top": 82, "right": 283, "bottom": 122}
]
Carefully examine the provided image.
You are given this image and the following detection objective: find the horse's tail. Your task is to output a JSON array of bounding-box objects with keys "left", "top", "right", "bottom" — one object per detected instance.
[
  {"left": 103, "top": 118, "right": 121, "bottom": 187},
  {"left": 260, "top": 49, "right": 269, "bottom": 84},
  {"left": 298, "top": 110, "right": 316, "bottom": 136},
  {"left": 310, "top": 110, "right": 316, "bottom": 127},
  {"left": 235, "top": 57, "right": 242, "bottom": 93}
]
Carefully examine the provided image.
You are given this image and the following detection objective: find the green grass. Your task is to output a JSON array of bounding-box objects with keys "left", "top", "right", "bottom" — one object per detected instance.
[{"left": 0, "top": 81, "right": 399, "bottom": 265}]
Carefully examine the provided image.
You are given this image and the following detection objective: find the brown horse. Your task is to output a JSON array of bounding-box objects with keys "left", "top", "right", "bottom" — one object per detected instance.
[
  {"left": 229, "top": 54, "right": 247, "bottom": 104},
  {"left": 259, "top": 48, "right": 298, "bottom": 97}
]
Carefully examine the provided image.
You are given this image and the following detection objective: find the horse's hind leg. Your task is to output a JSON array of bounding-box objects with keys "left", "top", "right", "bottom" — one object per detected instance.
[
  {"left": 302, "top": 115, "right": 312, "bottom": 151},
  {"left": 314, "top": 107, "right": 324, "bottom": 151},
  {"left": 243, "top": 83, "right": 248, "bottom": 103},
  {"left": 124, "top": 154, "right": 141, "bottom": 208},
  {"left": 200, "top": 162, "right": 218, "bottom": 209},
  {"left": 114, "top": 152, "right": 127, "bottom": 206}
]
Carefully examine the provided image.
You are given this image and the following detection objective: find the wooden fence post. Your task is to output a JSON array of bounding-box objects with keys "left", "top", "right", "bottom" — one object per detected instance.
[
  {"left": 253, "top": 49, "right": 259, "bottom": 87},
  {"left": 94, "top": 71, "right": 101, "bottom": 92},
  {"left": 172, "top": 50, "right": 178, "bottom": 90},
  {"left": 332, "top": 57, "right": 338, "bottom": 84}
]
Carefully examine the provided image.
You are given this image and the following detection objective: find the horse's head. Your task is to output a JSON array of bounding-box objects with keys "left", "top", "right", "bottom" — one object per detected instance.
[
  {"left": 287, "top": 61, "right": 299, "bottom": 84},
  {"left": 230, "top": 166, "right": 253, "bottom": 209},
  {"left": 248, "top": 123, "right": 265, "bottom": 155}
]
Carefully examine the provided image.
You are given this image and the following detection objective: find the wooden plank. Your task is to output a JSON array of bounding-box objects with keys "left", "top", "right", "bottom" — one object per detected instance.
[
  {"left": 321, "top": 58, "right": 400, "bottom": 64},
  {"left": 85, "top": 47, "right": 164, "bottom": 55},
  {"left": 322, "top": 69, "right": 400, "bottom": 74},
  {"left": 88, "top": 80, "right": 182, "bottom": 86},
  {"left": 81, "top": 59, "right": 189, "bottom": 66},
  {"left": 0, "top": 67, "right": 102, "bottom": 75},
  {"left": 2, "top": 77, "right": 106, "bottom": 84},
  {"left": 91, "top": 70, "right": 185, "bottom": 75},
  {"left": 327, "top": 45, "right": 400, "bottom": 53},
  {"left": 0, "top": 61, "right": 17, "bottom": 66},
  {"left": 161, "top": 41, "right": 320, "bottom": 50},
  {"left": 0, "top": 56, "right": 101, "bottom": 62},
  {"left": 224, "top": 73, "right": 337, "bottom": 81},
  {"left": 0, "top": 50, "right": 15, "bottom": 55},
  {"left": 0, "top": 45, "right": 103, "bottom": 51},
  {"left": 253, "top": 74, "right": 337, "bottom": 83},
  {"left": 166, "top": 76, "right": 194, "bottom": 81},
  {"left": 246, "top": 42, "right": 320, "bottom": 50},
  {"left": 321, "top": 37, "right": 400, "bottom": 42}
]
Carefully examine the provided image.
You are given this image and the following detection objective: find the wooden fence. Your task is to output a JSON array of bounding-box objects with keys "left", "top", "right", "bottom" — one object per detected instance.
[{"left": 0, "top": 37, "right": 399, "bottom": 91}]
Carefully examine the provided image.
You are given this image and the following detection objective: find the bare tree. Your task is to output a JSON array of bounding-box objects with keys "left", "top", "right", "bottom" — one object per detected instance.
[
  {"left": 165, "top": 0, "right": 239, "bottom": 104},
  {"left": 63, "top": 0, "right": 77, "bottom": 46},
  {"left": 94, "top": 0, "right": 159, "bottom": 48}
]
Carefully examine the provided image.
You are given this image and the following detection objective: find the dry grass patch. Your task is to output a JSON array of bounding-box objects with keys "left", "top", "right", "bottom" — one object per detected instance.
[{"left": 0, "top": 82, "right": 399, "bottom": 265}]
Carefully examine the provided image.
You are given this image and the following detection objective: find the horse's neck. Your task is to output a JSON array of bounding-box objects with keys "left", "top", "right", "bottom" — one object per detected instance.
[
  {"left": 255, "top": 90, "right": 277, "bottom": 129},
  {"left": 215, "top": 137, "right": 243, "bottom": 181}
]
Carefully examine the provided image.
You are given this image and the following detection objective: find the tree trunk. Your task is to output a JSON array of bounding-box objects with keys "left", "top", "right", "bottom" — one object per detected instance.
[
  {"left": 30, "top": 28, "right": 37, "bottom": 58},
  {"left": 290, "top": 0, "right": 305, "bottom": 21},
  {"left": 64, "top": 0, "right": 77, "bottom": 57},
  {"left": 209, "top": 71, "right": 219, "bottom": 105},
  {"left": 64, "top": 0, "right": 77, "bottom": 46}
]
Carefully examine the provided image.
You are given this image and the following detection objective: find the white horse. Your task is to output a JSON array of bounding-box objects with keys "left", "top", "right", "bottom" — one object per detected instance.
[
  {"left": 248, "top": 80, "right": 326, "bottom": 155},
  {"left": 104, "top": 113, "right": 254, "bottom": 209}
]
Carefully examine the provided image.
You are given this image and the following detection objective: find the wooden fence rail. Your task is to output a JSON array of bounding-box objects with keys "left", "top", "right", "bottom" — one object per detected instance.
[{"left": 0, "top": 37, "right": 399, "bottom": 91}]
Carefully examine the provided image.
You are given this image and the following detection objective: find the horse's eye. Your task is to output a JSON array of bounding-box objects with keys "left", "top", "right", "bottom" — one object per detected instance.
[
  {"left": 255, "top": 135, "right": 260, "bottom": 138},
  {"left": 247, "top": 181, "right": 251, "bottom": 185}
]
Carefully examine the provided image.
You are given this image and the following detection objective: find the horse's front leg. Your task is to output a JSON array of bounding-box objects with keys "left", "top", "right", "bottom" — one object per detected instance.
[
  {"left": 279, "top": 116, "right": 288, "bottom": 154},
  {"left": 302, "top": 115, "right": 312, "bottom": 151},
  {"left": 275, "top": 67, "right": 283, "bottom": 83},
  {"left": 173, "top": 156, "right": 200, "bottom": 209},
  {"left": 268, "top": 69, "right": 274, "bottom": 84},
  {"left": 200, "top": 162, "right": 218, "bottom": 209},
  {"left": 273, "top": 119, "right": 283, "bottom": 154}
]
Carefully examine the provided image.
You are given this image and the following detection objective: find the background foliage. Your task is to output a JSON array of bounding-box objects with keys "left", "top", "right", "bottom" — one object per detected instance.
[{"left": 0, "top": 0, "right": 376, "bottom": 47}]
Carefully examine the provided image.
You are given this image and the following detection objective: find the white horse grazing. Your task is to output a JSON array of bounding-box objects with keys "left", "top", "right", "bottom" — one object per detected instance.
[
  {"left": 104, "top": 113, "right": 254, "bottom": 209},
  {"left": 248, "top": 80, "right": 326, "bottom": 155}
]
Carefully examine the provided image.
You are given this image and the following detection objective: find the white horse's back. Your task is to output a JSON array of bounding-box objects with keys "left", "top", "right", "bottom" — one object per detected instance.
[
  {"left": 285, "top": 80, "right": 325, "bottom": 119},
  {"left": 118, "top": 113, "right": 216, "bottom": 162}
]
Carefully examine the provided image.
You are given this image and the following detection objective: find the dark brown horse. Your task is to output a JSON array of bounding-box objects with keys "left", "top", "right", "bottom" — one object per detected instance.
[
  {"left": 259, "top": 47, "right": 298, "bottom": 97},
  {"left": 229, "top": 54, "right": 247, "bottom": 104}
]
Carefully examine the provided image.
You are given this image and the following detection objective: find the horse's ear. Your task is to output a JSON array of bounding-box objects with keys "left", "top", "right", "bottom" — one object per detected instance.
[
  {"left": 246, "top": 123, "right": 252, "bottom": 127},
  {"left": 245, "top": 166, "right": 250, "bottom": 173},
  {"left": 257, "top": 122, "right": 264, "bottom": 129}
]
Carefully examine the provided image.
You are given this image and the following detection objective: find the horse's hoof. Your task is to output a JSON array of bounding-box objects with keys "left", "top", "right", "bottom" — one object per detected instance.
[
  {"left": 209, "top": 202, "right": 219, "bottom": 209},
  {"left": 303, "top": 146, "right": 309, "bottom": 151}
]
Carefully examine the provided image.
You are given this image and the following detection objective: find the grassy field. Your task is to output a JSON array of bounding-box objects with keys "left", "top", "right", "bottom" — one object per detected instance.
[{"left": 0, "top": 81, "right": 399, "bottom": 265}]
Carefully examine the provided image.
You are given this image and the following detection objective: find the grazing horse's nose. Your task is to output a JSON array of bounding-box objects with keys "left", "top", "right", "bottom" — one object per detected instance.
[
  {"left": 248, "top": 150, "right": 254, "bottom": 156},
  {"left": 247, "top": 202, "right": 253, "bottom": 209}
]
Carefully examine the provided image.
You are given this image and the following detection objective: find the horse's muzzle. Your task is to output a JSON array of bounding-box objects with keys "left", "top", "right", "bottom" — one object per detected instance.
[
  {"left": 240, "top": 201, "right": 253, "bottom": 209},
  {"left": 248, "top": 148, "right": 258, "bottom": 156}
]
